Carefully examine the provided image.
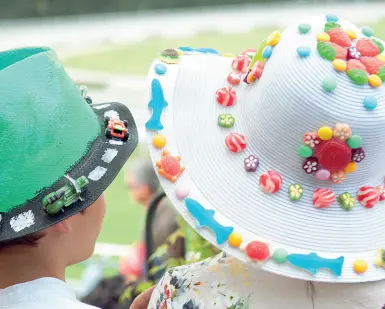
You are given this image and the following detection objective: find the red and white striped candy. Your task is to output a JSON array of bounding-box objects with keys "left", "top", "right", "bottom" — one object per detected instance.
[
  {"left": 216, "top": 86, "right": 237, "bottom": 107},
  {"left": 376, "top": 185, "right": 385, "bottom": 201},
  {"left": 312, "top": 188, "right": 336, "bottom": 208},
  {"left": 259, "top": 170, "right": 282, "bottom": 194},
  {"left": 227, "top": 72, "right": 242, "bottom": 85},
  {"left": 358, "top": 186, "right": 380, "bottom": 208},
  {"left": 232, "top": 55, "right": 251, "bottom": 72},
  {"left": 225, "top": 133, "right": 246, "bottom": 153}
]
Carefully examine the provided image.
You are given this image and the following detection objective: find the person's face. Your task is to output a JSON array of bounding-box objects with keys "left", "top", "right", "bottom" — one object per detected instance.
[{"left": 126, "top": 173, "right": 152, "bottom": 205}]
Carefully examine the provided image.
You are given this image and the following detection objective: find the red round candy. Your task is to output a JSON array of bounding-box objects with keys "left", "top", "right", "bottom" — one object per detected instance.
[
  {"left": 232, "top": 55, "right": 250, "bottom": 72},
  {"left": 216, "top": 86, "right": 237, "bottom": 107},
  {"left": 357, "top": 186, "right": 380, "bottom": 208},
  {"left": 225, "top": 133, "right": 246, "bottom": 153},
  {"left": 227, "top": 72, "right": 242, "bottom": 85},
  {"left": 315, "top": 139, "right": 352, "bottom": 172},
  {"left": 245, "top": 241, "right": 270, "bottom": 261}
]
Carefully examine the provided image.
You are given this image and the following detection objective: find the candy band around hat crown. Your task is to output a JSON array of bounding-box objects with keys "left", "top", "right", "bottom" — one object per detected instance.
[{"left": 147, "top": 14, "right": 385, "bottom": 280}]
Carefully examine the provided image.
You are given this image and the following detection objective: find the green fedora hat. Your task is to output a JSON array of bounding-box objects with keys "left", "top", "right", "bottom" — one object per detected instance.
[{"left": 0, "top": 47, "right": 138, "bottom": 242}]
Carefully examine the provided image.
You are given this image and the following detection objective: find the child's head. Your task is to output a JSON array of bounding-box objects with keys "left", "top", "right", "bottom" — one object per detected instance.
[{"left": 0, "top": 47, "right": 138, "bottom": 281}]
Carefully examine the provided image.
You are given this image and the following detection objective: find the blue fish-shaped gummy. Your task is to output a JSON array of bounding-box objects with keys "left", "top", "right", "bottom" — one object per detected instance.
[
  {"left": 145, "top": 79, "right": 168, "bottom": 131},
  {"left": 287, "top": 252, "right": 344, "bottom": 276},
  {"left": 185, "top": 198, "right": 233, "bottom": 245}
]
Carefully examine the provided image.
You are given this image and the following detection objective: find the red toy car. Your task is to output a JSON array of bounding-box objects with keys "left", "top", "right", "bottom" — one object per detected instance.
[{"left": 104, "top": 117, "right": 129, "bottom": 141}]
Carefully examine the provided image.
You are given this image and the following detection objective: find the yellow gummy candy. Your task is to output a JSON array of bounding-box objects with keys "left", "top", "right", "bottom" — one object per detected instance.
[
  {"left": 346, "top": 30, "right": 357, "bottom": 40},
  {"left": 228, "top": 232, "right": 243, "bottom": 247},
  {"left": 317, "top": 33, "right": 330, "bottom": 42},
  {"left": 223, "top": 53, "right": 234, "bottom": 58},
  {"left": 377, "top": 54, "right": 385, "bottom": 64},
  {"left": 152, "top": 134, "right": 167, "bottom": 148},
  {"left": 318, "top": 127, "right": 333, "bottom": 140},
  {"left": 267, "top": 30, "right": 281, "bottom": 47},
  {"left": 332, "top": 59, "right": 347, "bottom": 72},
  {"left": 353, "top": 259, "right": 368, "bottom": 274},
  {"left": 369, "top": 75, "right": 382, "bottom": 88},
  {"left": 344, "top": 162, "right": 357, "bottom": 173}
]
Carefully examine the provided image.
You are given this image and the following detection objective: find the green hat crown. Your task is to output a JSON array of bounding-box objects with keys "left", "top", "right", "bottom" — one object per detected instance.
[{"left": 0, "top": 47, "right": 100, "bottom": 213}]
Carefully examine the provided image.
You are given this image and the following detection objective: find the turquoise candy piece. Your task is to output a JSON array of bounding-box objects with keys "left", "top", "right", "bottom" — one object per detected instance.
[
  {"left": 272, "top": 248, "right": 288, "bottom": 264},
  {"left": 298, "top": 23, "right": 311, "bottom": 34},
  {"left": 185, "top": 198, "right": 234, "bottom": 245},
  {"left": 298, "top": 145, "right": 312, "bottom": 158},
  {"left": 262, "top": 46, "right": 273, "bottom": 59},
  {"left": 287, "top": 252, "right": 344, "bottom": 276},
  {"left": 326, "top": 14, "right": 339, "bottom": 22},
  {"left": 297, "top": 46, "right": 311, "bottom": 57},
  {"left": 145, "top": 79, "right": 168, "bottom": 131},
  {"left": 362, "top": 26, "right": 375, "bottom": 37},
  {"left": 347, "top": 135, "right": 362, "bottom": 149},
  {"left": 363, "top": 96, "right": 377, "bottom": 110},
  {"left": 322, "top": 77, "right": 337, "bottom": 92},
  {"left": 155, "top": 63, "right": 167, "bottom": 75}
]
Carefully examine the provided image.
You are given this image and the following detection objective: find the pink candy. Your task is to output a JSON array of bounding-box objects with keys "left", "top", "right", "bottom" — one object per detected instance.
[
  {"left": 232, "top": 55, "right": 251, "bottom": 72},
  {"left": 225, "top": 133, "right": 246, "bottom": 153},
  {"left": 377, "top": 185, "right": 385, "bottom": 201},
  {"left": 259, "top": 170, "right": 282, "bottom": 194},
  {"left": 357, "top": 186, "right": 380, "bottom": 208},
  {"left": 312, "top": 188, "right": 336, "bottom": 208},
  {"left": 216, "top": 86, "right": 237, "bottom": 107},
  {"left": 227, "top": 72, "right": 242, "bottom": 85}
]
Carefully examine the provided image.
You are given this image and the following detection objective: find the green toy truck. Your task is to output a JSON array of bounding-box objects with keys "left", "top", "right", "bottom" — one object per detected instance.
[{"left": 42, "top": 175, "right": 89, "bottom": 215}]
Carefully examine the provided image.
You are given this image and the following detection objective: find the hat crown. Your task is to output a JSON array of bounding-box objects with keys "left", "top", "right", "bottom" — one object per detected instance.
[
  {"left": 0, "top": 48, "right": 100, "bottom": 213},
  {"left": 247, "top": 16, "right": 385, "bottom": 190}
]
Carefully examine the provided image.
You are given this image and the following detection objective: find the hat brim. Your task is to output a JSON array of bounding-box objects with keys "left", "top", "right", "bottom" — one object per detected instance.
[
  {"left": 0, "top": 102, "right": 138, "bottom": 242},
  {"left": 146, "top": 54, "right": 385, "bottom": 283}
]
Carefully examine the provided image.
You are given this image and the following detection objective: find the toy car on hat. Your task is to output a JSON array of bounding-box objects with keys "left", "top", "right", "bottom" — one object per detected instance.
[{"left": 104, "top": 117, "right": 129, "bottom": 141}]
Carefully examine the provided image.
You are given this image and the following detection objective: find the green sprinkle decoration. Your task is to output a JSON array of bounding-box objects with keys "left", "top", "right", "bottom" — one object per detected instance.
[
  {"left": 372, "top": 39, "right": 384, "bottom": 54},
  {"left": 362, "top": 26, "right": 374, "bottom": 37},
  {"left": 377, "top": 66, "right": 385, "bottom": 81},
  {"left": 298, "top": 23, "right": 311, "bottom": 34},
  {"left": 347, "top": 135, "right": 362, "bottom": 149},
  {"left": 289, "top": 184, "right": 304, "bottom": 201},
  {"left": 324, "top": 22, "right": 341, "bottom": 32},
  {"left": 322, "top": 77, "right": 337, "bottom": 92},
  {"left": 272, "top": 248, "right": 288, "bottom": 264},
  {"left": 218, "top": 114, "right": 235, "bottom": 128},
  {"left": 338, "top": 192, "right": 356, "bottom": 211},
  {"left": 317, "top": 42, "right": 336, "bottom": 61},
  {"left": 347, "top": 69, "right": 369, "bottom": 85},
  {"left": 298, "top": 145, "right": 312, "bottom": 158}
]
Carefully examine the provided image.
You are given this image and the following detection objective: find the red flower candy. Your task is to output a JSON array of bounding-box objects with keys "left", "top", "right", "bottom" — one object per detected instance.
[{"left": 315, "top": 139, "right": 352, "bottom": 172}]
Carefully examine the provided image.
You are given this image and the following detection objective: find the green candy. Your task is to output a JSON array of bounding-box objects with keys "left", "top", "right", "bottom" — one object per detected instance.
[
  {"left": 322, "top": 77, "right": 337, "bottom": 92},
  {"left": 347, "top": 135, "right": 362, "bottom": 149},
  {"left": 338, "top": 192, "right": 356, "bottom": 211},
  {"left": 324, "top": 22, "right": 341, "bottom": 32},
  {"left": 298, "top": 23, "right": 311, "bottom": 34},
  {"left": 217, "top": 114, "right": 235, "bottom": 128},
  {"left": 362, "top": 26, "right": 374, "bottom": 37},
  {"left": 377, "top": 67, "right": 385, "bottom": 81},
  {"left": 317, "top": 42, "right": 336, "bottom": 61},
  {"left": 272, "top": 248, "right": 288, "bottom": 264},
  {"left": 372, "top": 39, "right": 384, "bottom": 54},
  {"left": 289, "top": 184, "right": 304, "bottom": 201},
  {"left": 298, "top": 145, "right": 312, "bottom": 158},
  {"left": 347, "top": 69, "right": 368, "bottom": 85}
]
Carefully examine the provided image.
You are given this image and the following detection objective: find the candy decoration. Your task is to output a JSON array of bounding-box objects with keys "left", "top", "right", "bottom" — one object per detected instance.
[
  {"left": 317, "top": 33, "right": 330, "bottom": 42},
  {"left": 357, "top": 186, "right": 380, "bottom": 208},
  {"left": 327, "top": 28, "right": 351, "bottom": 48},
  {"left": 225, "top": 133, "right": 246, "bottom": 153},
  {"left": 316, "top": 169, "right": 331, "bottom": 181},
  {"left": 245, "top": 241, "right": 270, "bottom": 261},
  {"left": 216, "top": 86, "right": 237, "bottom": 107},
  {"left": 272, "top": 248, "right": 288, "bottom": 264},
  {"left": 338, "top": 192, "right": 355, "bottom": 210},
  {"left": 244, "top": 155, "right": 259, "bottom": 172},
  {"left": 331, "top": 171, "right": 346, "bottom": 184},
  {"left": 377, "top": 54, "right": 385, "bottom": 64},
  {"left": 316, "top": 139, "right": 352, "bottom": 171},
  {"left": 347, "top": 47, "right": 361, "bottom": 60},
  {"left": 378, "top": 66, "right": 385, "bottom": 81},
  {"left": 317, "top": 42, "right": 335, "bottom": 60},
  {"left": 347, "top": 59, "right": 366, "bottom": 71},
  {"left": 218, "top": 114, "right": 235, "bottom": 128},
  {"left": 347, "top": 135, "right": 362, "bottom": 149},
  {"left": 158, "top": 48, "right": 179, "bottom": 64},
  {"left": 304, "top": 132, "right": 320, "bottom": 148},
  {"left": 298, "top": 145, "right": 313, "bottom": 158},
  {"left": 369, "top": 74, "right": 382, "bottom": 87},
  {"left": 175, "top": 186, "right": 190, "bottom": 200},
  {"left": 344, "top": 162, "right": 357, "bottom": 173},
  {"left": 352, "top": 148, "right": 365, "bottom": 163},
  {"left": 232, "top": 55, "right": 250, "bottom": 72},
  {"left": 262, "top": 46, "right": 273, "bottom": 59},
  {"left": 227, "top": 72, "right": 242, "bottom": 85},
  {"left": 259, "top": 171, "right": 282, "bottom": 194},
  {"left": 363, "top": 96, "right": 378, "bottom": 110},
  {"left": 228, "top": 232, "right": 243, "bottom": 248},
  {"left": 318, "top": 126, "right": 333, "bottom": 141},
  {"left": 267, "top": 30, "right": 281, "bottom": 46},
  {"left": 333, "top": 123, "right": 351, "bottom": 141},
  {"left": 302, "top": 158, "right": 319, "bottom": 174},
  {"left": 152, "top": 134, "right": 167, "bottom": 149},
  {"left": 332, "top": 59, "right": 347, "bottom": 71},
  {"left": 156, "top": 150, "right": 185, "bottom": 182},
  {"left": 245, "top": 61, "right": 265, "bottom": 84},
  {"left": 313, "top": 188, "right": 336, "bottom": 208},
  {"left": 324, "top": 22, "right": 341, "bottom": 33},
  {"left": 322, "top": 77, "right": 337, "bottom": 92},
  {"left": 353, "top": 259, "right": 368, "bottom": 274},
  {"left": 376, "top": 186, "right": 385, "bottom": 201},
  {"left": 326, "top": 14, "right": 339, "bottom": 22},
  {"left": 347, "top": 69, "right": 368, "bottom": 85},
  {"left": 289, "top": 184, "right": 304, "bottom": 201},
  {"left": 346, "top": 30, "right": 357, "bottom": 40},
  {"left": 297, "top": 46, "right": 311, "bottom": 58},
  {"left": 154, "top": 63, "right": 167, "bottom": 75},
  {"left": 223, "top": 53, "right": 234, "bottom": 58},
  {"left": 356, "top": 39, "right": 380, "bottom": 57},
  {"left": 360, "top": 57, "right": 384, "bottom": 74},
  {"left": 375, "top": 249, "right": 385, "bottom": 268},
  {"left": 298, "top": 24, "right": 311, "bottom": 34},
  {"left": 362, "top": 26, "right": 374, "bottom": 37}
]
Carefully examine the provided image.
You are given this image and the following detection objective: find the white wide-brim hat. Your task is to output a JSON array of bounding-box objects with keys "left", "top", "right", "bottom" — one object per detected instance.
[{"left": 145, "top": 15, "right": 385, "bottom": 283}]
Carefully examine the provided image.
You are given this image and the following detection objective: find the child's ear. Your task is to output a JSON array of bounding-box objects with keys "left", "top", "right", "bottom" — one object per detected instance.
[{"left": 51, "top": 218, "right": 71, "bottom": 234}]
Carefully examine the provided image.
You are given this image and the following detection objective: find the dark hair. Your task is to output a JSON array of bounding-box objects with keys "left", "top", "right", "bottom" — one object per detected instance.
[{"left": 128, "top": 160, "right": 160, "bottom": 193}]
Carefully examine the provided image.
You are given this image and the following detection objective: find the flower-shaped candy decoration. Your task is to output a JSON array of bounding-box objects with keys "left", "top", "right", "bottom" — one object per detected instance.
[
  {"left": 317, "top": 22, "right": 385, "bottom": 87},
  {"left": 298, "top": 123, "right": 364, "bottom": 184}
]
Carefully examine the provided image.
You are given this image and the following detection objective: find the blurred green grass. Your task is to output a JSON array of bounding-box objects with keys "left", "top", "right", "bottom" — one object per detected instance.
[{"left": 63, "top": 19, "right": 385, "bottom": 75}]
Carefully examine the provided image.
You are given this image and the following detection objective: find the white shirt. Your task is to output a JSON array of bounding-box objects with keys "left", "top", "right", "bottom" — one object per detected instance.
[
  {"left": 148, "top": 252, "right": 385, "bottom": 309},
  {"left": 0, "top": 277, "right": 99, "bottom": 309}
]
